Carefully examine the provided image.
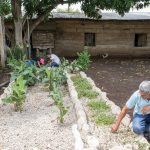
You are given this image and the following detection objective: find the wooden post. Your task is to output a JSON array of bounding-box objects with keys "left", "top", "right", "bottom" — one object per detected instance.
[{"left": 0, "top": 16, "right": 5, "bottom": 68}]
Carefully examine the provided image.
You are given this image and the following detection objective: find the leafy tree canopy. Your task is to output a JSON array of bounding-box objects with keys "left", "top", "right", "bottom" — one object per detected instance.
[
  {"left": 22, "top": 0, "right": 150, "bottom": 19},
  {"left": 0, "top": 0, "right": 11, "bottom": 15}
]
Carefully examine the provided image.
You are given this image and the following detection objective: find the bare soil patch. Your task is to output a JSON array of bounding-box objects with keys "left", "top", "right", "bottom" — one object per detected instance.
[{"left": 85, "top": 58, "right": 150, "bottom": 116}]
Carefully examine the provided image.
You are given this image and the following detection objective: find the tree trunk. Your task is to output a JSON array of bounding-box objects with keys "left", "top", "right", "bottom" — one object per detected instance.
[
  {"left": 11, "top": 0, "right": 23, "bottom": 48},
  {"left": 14, "top": 20, "right": 23, "bottom": 47},
  {"left": 0, "top": 16, "right": 5, "bottom": 68}
]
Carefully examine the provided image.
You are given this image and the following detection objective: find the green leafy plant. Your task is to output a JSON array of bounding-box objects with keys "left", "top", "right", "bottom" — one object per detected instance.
[
  {"left": 51, "top": 84, "right": 68, "bottom": 123},
  {"left": 45, "top": 68, "right": 67, "bottom": 91},
  {"left": 7, "top": 58, "right": 37, "bottom": 86},
  {"left": 60, "top": 50, "right": 91, "bottom": 73},
  {"left": 76, "top": 49, "right": 91, "bottom": 71},
  {"left": 7, "top": 46, "right": 25, "bottom": 60},
  {"left": 2, "top": 76, "right": 27, "bottom": 112},
  {"left": 88, "top": 100, "right": 115, "bottom": 125},
  {"left": 45, "top": 68, "right": 68, "bottom": 123},
  {"left": 72, "top": 75, "right": 99, "bottom": 99}
]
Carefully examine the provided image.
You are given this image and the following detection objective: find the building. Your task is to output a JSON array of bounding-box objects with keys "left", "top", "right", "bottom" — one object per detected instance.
[{"left": 9, "top": 12, "right": 150, "bottom": 57}]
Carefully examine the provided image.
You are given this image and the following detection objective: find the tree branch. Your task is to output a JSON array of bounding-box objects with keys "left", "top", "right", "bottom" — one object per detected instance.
[{"left": 22, "top": 13, "right": 28, "bottom": 27}]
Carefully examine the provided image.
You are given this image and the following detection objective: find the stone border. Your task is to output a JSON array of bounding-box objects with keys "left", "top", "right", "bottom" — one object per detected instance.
[
  {"left": 79, "top": 71, "right": 149, "bottom": 147},
  {"left": 66, "top": 72, "right": 99, "bottom": 150}
]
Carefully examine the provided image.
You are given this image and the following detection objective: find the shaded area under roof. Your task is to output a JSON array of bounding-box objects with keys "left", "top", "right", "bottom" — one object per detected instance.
[{"left": 51, "top": 12, "right": 150, "bottom": 20}]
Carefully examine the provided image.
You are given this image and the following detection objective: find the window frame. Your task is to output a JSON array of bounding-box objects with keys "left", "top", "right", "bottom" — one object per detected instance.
[
  {"left": 84, "top": 33, "right": 96, "bottom": 47},
  {"left": 134, "top": 33, "right": 147, "bottom": 47}
]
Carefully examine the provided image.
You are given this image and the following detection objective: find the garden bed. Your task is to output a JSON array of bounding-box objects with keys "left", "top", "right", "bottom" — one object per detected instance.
[
  {"left": 0, "top": 83, "right": 76, "bottom": 149},
  {"left": 69, "top": 72, "right": 149, "bottom": 150}
]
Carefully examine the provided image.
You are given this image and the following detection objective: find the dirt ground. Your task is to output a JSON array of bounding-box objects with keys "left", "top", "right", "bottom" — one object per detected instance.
[{"left": 85, "top": 58, "right": 150, "bottom": 115}]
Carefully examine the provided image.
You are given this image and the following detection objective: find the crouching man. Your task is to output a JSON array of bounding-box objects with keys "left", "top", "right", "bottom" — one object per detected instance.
[
  {"left": 47, "top": 53, "right": 60, "bottom": 67},
  {"left": 111, "top": 81, "right": 150, "bottom": 141}
]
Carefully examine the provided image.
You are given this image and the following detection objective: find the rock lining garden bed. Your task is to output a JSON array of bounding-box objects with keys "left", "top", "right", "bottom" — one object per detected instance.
[
  {"left": 0, "top": 71, "right": 149, "bottom": 150},
  {"left": 68, "top": 72, "right": 149, "bottom": 150}
]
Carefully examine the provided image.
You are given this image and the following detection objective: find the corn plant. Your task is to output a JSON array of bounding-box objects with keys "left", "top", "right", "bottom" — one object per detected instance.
[
  {"left": 2, "top": 76, "right": 27, "bottom": 112},
  {"left": 45, "top": 68, "right": 68, "bottom": 123},
  {"left": 51, "top": 84, "right": 68, "bottom": 123}
]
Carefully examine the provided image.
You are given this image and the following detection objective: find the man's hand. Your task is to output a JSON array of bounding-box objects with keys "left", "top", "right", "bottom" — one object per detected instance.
[
  {"left": 141, "top": 105, "right": 150, "bottom": 114},
  {"left": 111, "top": 123, "right": 119, "bottom": 133}
]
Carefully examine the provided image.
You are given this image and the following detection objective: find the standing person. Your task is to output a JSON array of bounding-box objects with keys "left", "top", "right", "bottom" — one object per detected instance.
[
  {"left": 47, "top": 53, "right": 60, "bottom": 67},
  {"left": 111, "top": 81, "right": 150, "bottom": 141}
]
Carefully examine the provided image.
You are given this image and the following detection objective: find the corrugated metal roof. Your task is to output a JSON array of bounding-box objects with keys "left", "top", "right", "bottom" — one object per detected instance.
[{"left": 51, "top": 12, "right": 150, "bottom": 20}]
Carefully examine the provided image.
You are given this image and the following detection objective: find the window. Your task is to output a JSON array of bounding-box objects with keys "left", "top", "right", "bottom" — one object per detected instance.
[
  {"left": 134, "top": 33, "right": 147, "bottom": 47},
  {"left": 84, "top": 33, "right": 95, "bottom": 46}
]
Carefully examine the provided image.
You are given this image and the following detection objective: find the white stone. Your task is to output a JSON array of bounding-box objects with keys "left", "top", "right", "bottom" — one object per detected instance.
[
  {"left": 72, "top": 124, "right": 84, "bottom": 150},
  {"left": 122, "top": 116, "right": 131, "bottom": 127},
  {"left": 87, "top": 135, "right": 99, "bottom": 149},
  {"left": 124, "top": 144, "right": 132, "bottom": 150},
  {"left": 111, "top": 105, "right": 121, "bottom": 115}
]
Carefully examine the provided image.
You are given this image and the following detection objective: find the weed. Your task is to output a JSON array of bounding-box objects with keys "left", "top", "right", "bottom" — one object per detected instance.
[
  {"left": 88, "top": 100, "right": 115, "bottom": 125},
  {"left": 72, "top": 75, "right": 98, "bottom": 99}
]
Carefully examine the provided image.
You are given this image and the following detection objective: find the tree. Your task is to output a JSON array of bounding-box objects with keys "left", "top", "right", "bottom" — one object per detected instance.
[
  {"left": 3, "top": 0, "right": 150, "bottom": 51},
  {"left": 0, "top": 0, "right": 11, "bottom": 67},
  {"left": 0, "top": 16, "right": 5, "bottom": 67}
]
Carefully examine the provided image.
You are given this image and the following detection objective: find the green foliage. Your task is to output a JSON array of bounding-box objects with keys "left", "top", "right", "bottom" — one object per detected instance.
[
  {"left": 60, "top": 58, "right": 79, "bottom": 73},
  {"left": 36, "top": 66, "right": 49, "bottom": 83},
  {"left": 60, "top": 50, "right": 91, "bottom": 73},
  {"left": 72, "top": 75, "right": 99, "bottom": 99},
  {"left": 51, "top": 84, "right": 68, "bottom": 123},
  {"left": 7, "top": 58, "right": 37, "bottom": 86},
  {"left": 45, "top": 67, "right": 67, "bottom": 91},
  {"left": 88, "top": 100, "right": 110, "bottom": 111},
  {"left": 88, "top": 100, "right": 115, "bottom": 125},
  {"left": 81, "top": 0, "right": 150, "bottom": 18},
  {"left": 77, "top": 50, "right": 91, "bottom": 71},
  {"left": 45, "top": 68, "right": 68, "bottom": 123},
  {"left": 95, "top": 114, "right": 115, "bottom": 125},
  {"left": 7, "top": 46, "right": 25, "bottom": 60},
  {"left": 0, "top": 0, "right": 11, "bottom": 15},
  {"left": 2, "top": 76, "right": 27, "bottom": 112}
]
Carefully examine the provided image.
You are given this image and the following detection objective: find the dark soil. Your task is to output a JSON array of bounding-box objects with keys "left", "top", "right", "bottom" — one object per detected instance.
[{"left": 85, "top": 58, "right": 150, "bottom": 116}]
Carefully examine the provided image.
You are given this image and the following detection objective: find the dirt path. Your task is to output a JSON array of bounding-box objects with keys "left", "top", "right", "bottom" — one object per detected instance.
[
  {"left": 0, "top": 84, "right": 76, "bottom": 150},
  {"left": 86, "top": 58, "right": 150, "bottom": 114}
]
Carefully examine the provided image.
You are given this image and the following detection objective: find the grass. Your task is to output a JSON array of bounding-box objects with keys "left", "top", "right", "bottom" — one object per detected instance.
[
  {"left": 88, "top": 100, "right": 110, "bottom": 111},
  {"left": 72, "top": 74, "right": 115, "bottom": 125},
  {"left": 88, "top": 100, "right": 115, "bottom": 125},
  {"left": 72, "top": 75, "right": 99, "bottom": 99}
]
